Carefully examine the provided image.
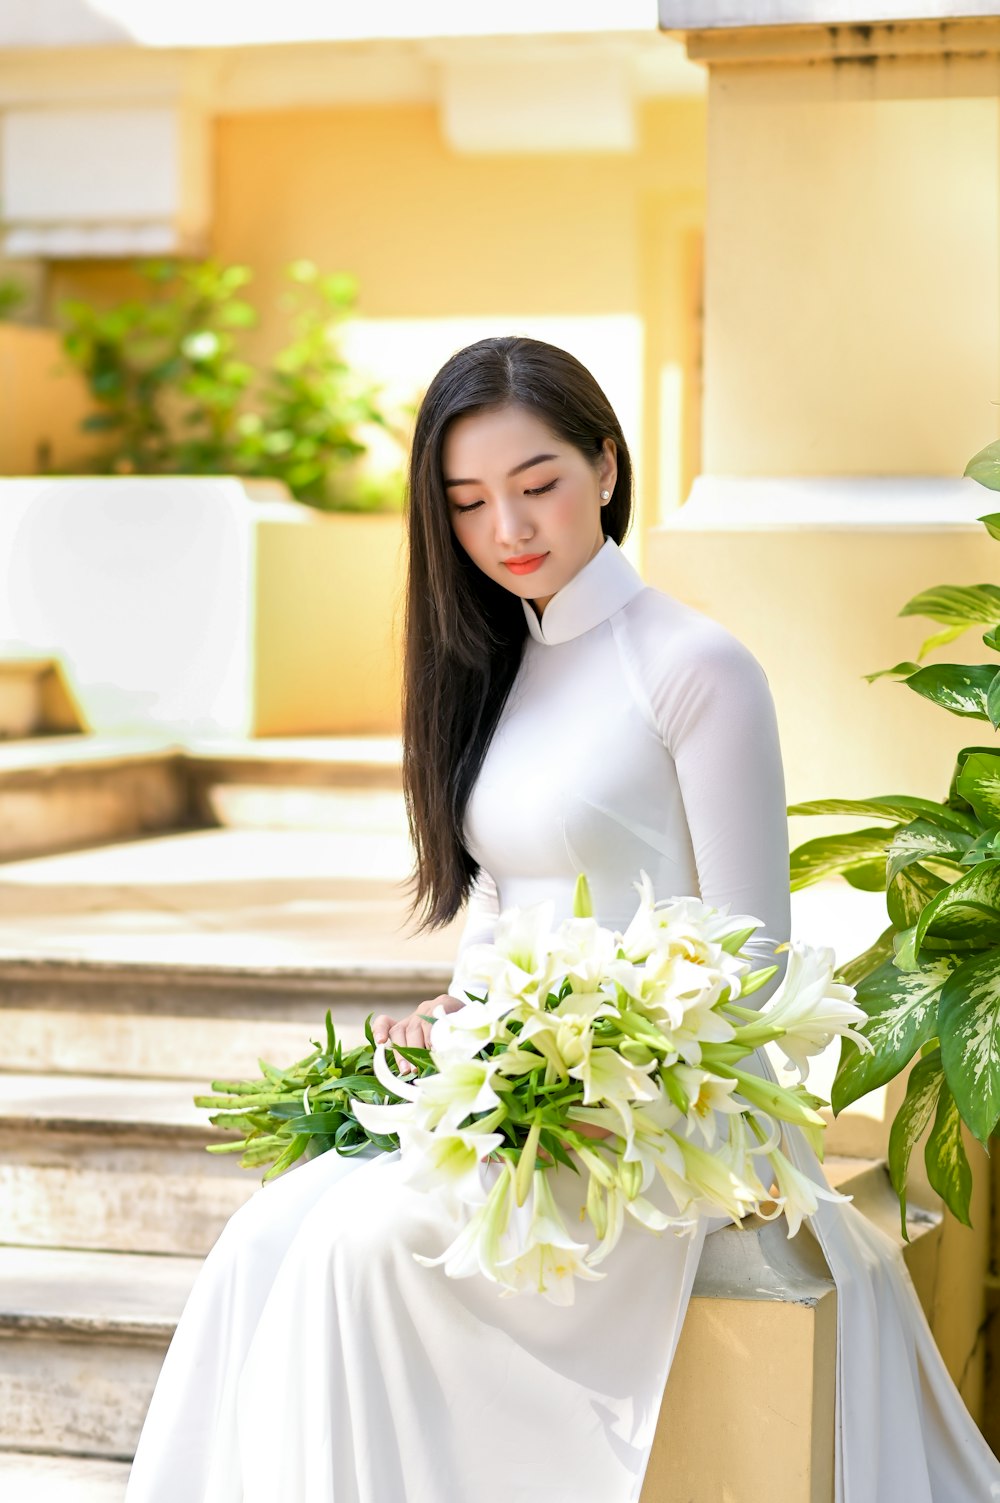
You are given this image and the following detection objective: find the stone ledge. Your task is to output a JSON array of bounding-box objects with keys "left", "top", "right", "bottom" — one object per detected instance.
[{"left": 0, "top": 1450, "right": 129, "bottom": 1502}]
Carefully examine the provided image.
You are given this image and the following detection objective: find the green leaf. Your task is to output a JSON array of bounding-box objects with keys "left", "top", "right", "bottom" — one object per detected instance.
[
  {"left": 979, "top": 510, "right": 1000, "bottom": 539},
  {"left": 913, "top": 623, "right": 979, "bottom": 661},
  {"left": 964, "top": 443, "right": 1000, "bottom": 492},
  {"left": 261, "top": 1130, "right": 308, "bottom": 1178},
  {"left": 899, "top": 582, "right": 1000, "bottom": 627},
  {"left": 924, "top": 1080, "right": 973, "bottom": 1227},
  {"left": 886, "top": 862, "right": 948, "bottom": 931},
  {"left": 954, "top": 751, "right": 1000, "bottom": 827},
  {"left": 885, "top": 819, "right": 974, "bottom": 885},
  {"left": 285, "top": 1112, "right": 349, "bottom": 1134},
  {"left": 789, "top": 826, "right": 898, "bottom": 890},
  {"left": 842, "top": 858, "right": 892, "bottom": 892},
  {"left": 863, "top": 661, "right": 923, "bottom": 685},
  {"left": 984, "top": 625, "right": 1000, "bottom": 652},
  {"left": 988, "top": 672, "right": 1000, "bottom": 730},
  {"left": 913, "top": 860, "right": 1000, "bottom": 958},
  {"left": 903, "top": 663, "right": 999, "bottom": 720},
  {"left": 786, "top": 795, "right": 979, "bottom": 835},
  {"left": 831, "top": 954, "right": 960, "bottom": 1113},
  {"left": 938, "top": 948, "right": 1000, "bottom": 1143},
  {"left": 888, "top": 1048, "right": 944, "bottom": 1240}
]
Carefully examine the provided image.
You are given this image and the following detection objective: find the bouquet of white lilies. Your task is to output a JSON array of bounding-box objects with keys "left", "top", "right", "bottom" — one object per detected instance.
[{"left": 199, "top": 869, "right": 873, "bottom": 1304}]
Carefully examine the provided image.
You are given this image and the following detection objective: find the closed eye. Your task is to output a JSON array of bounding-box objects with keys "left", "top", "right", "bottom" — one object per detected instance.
[{"left": 453, "top": 479, "right": 558, "bottom": 514}]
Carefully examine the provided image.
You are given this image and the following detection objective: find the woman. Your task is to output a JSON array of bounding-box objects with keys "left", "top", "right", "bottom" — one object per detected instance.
[{"left": 125, "top": 336, "right": 1000, "bottom": 1503}]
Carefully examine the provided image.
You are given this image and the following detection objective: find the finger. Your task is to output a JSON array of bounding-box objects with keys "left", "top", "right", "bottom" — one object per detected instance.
[
  {"left": 371, "top": 1014, "right": 394, "bottom": 1046},
  {"left": 388, "top": 1021, "right": 412, "bottom": 1074},
  {"left": 404, "top": 1018, "right": 426, "bottom": 1052}
]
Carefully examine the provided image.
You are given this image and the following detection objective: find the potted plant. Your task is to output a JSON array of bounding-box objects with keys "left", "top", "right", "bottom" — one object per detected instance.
[{"left": 787, "top": 439, "right": 1000, "bottom": 1235}]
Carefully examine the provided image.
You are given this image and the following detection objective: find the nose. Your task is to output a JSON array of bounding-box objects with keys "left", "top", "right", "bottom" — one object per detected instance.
[{"left": 492, "top": 491, "right": 534, "bottom": 547}]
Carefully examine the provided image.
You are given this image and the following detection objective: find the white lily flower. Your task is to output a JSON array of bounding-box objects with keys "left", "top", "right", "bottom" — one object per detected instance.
[
  {"left": 754, "top": 943, "right": 872, "bottom": 1080},
  {"left": 452, "top": 899, "right": 565, "bottom": 1007},
  {"left": 349, "top": 1095, "right": 420, "bottom": 1139},
  {"left": 569, "top": 1045, "right": 660, "bottom": 1109},
  {"left": 656, "top": 991, "right": 738, "bottom": 1068},
  {"left": 670, "top": 1063, "right": 745, "bottom": 1148},
  {"left": 713, "top": 1110, "right": 778, "bottom": 1212},
  {"left": 662, "top": 1129, "right": 761, "bottom": 1225},
  {"left": 546, "top": 917, "right": 619, "bottom": 992},
  {"left": 618, "top": 875, "right": 761, "bottom": 969},
  {"left": 519, "top": 989, "right": 619, "bottom": 1072},
  {"left": 769, "top": 1145, "right": 853, "bottom": 1238},
  {"left": 429, "top": 995, "right": 514, "bottom": 1066},
  {"left": 414, "top": 1161, "right": 517, "bottom": 1282},
  {"left": 495, "top": 1170, "right": 604, "bottom": 1305},
  {"left": 417, "top": 1057, "right": 503, "bottom": 1130},
  {"left": 372, "top": 1041, "right": 422, "bottom": 1102},
  {"left": 397, "top": 1123, "right": 505, "bottom": 1213}
]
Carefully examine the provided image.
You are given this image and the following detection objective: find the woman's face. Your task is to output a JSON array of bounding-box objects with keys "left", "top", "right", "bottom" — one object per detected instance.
[{"left": 442, "top": 404, "right": 617, "bottom": 616}]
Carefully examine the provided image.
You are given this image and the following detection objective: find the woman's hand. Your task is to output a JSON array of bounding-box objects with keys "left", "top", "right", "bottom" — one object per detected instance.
[{"left": 371, "top": 994, "right": 467, "bottom": 1074}]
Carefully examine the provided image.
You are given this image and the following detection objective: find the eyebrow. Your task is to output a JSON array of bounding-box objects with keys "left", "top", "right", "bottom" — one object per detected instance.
[{"left": 443, "top": 453, "right": 558, "bottom": 489}]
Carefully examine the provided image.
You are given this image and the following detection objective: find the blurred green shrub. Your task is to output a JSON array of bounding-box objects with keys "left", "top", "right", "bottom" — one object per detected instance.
[{"left": 58, "top": 258, "right": 410, "bottom": 513}]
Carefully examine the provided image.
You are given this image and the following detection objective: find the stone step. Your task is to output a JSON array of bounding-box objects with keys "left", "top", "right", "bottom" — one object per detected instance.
[
  {"left": 183, "top": 734, "right": 402, "bottom": 827},
  {"left": 0, "top": 1072, "right": 257, "bottom": 1257},
  {"left": 0, "top": 1158, "right": 939, "bottom": 1467},
  {"left": 0, "top": 1451, "right": 129, "bottom": 1502},
  {"left": 0, "top": 733, "right": 404, "bottom": 861},
  {"left": 0, "top": 656, "right": 85, "bottom": 741},
  {"left": 0, "top": 954, "right": 452, "bottom": 1081},
  {"left": 0, "top": 1246, "right": 198, "bottom": 1461},
  {"left": 0, "top": 735, "right": 190, "bottom": 862}
]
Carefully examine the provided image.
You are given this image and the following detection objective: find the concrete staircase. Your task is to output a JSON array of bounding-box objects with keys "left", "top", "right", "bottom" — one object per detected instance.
[{"left": 0, "top": 725, "right": 962, "bottom": 1502}]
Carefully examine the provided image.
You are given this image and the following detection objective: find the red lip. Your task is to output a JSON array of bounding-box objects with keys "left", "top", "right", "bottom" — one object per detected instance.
[{"left": 503, "top": 552, "right": 548, "bottom": 573}]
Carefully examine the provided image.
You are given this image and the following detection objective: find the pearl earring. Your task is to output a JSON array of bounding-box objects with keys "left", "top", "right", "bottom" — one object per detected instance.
[{"left": 600, "top": 490, "right": 611, "bottom": 501}]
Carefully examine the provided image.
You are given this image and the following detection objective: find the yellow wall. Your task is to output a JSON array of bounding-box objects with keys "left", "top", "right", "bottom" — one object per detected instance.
[
  {"left": 0, "top": 324, "right": 101, "bottom": 476},
  {"left": 701, "top": 51, "right": 999, "bottom": 476},
  {"left": 42, "top": 97, "right": 707, "bottom": 563}
]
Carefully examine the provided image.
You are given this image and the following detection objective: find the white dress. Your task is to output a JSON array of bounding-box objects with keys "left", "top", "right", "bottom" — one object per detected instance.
[{"left": 124, "top": 537, "right": 1000, "bottom": 1503}]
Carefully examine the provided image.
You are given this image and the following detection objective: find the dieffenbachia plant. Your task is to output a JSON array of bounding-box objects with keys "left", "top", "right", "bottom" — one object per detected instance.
[{"left": 787, "top": 438, "right": 1000, "bottom": 1237}]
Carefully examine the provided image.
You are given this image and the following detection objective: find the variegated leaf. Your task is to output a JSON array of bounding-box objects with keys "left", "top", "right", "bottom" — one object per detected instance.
[
  {"left": 888, "top": 1048, "right": 944, "bottom": 1240},
  {"left": 924, "top": 1079, "right": 973, "bottom": 1227},
  {"left": 899, "top": 583, "right": 1000, "bottom": 625},
  {"left": 954, "top": 751, "right": 1000, "bottom": 828},
  {"left": 988, "top": 673, "right": 1000, "bottom": 730},
  {"left": 938, "top": 949, "right": 1000, "bottom": 1143},
  {"left": 904, "top": 663, "right": 999, "bottom": 721},
  {"left": 789, "top": 825, "right": 898, "bottom": 891},
  {"left": 786, "top": 795, "right": 979, "bottom": 835},
  {"left": 963, "top": 439, "right": 1000, "bottom": 490},
  {"left": 885, "top": 819, "right": 972, "bottom": 885},
  {"left": 832, "top": 954, "right": 960, "bottom": 1114},
  {"left": 913, "top": 861, "right": 1000, "bottom": 957},
  {"left": 886, "top": 862, "right": 948, "bottom": 931}
]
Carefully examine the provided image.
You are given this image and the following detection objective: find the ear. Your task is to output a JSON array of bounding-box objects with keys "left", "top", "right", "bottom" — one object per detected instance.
[{"left": 599, "top": 438, "right": 618, "bottom": 501}]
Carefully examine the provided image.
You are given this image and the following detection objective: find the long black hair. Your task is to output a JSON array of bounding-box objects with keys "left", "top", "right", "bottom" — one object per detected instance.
[{"left": 401, "top": 334, "right": 635, "bottom": 934}]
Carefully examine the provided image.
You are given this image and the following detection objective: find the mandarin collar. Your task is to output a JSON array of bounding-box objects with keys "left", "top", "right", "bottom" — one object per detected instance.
[{"left": 520, "top": 536, "right": 646, "bottom": 646}]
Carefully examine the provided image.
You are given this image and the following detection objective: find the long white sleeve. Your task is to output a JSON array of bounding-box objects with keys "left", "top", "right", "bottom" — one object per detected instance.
[{"left": 650, "top": 624, "right": 792, "bottom": 1007}]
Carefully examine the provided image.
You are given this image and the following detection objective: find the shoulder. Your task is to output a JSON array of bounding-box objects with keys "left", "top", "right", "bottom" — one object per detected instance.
[
  {"left": 616, "top": 585, "right": 774, "bottom": 747},
  {"left": 620, "top": 583, "right": 769, "bottom": 684}
]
